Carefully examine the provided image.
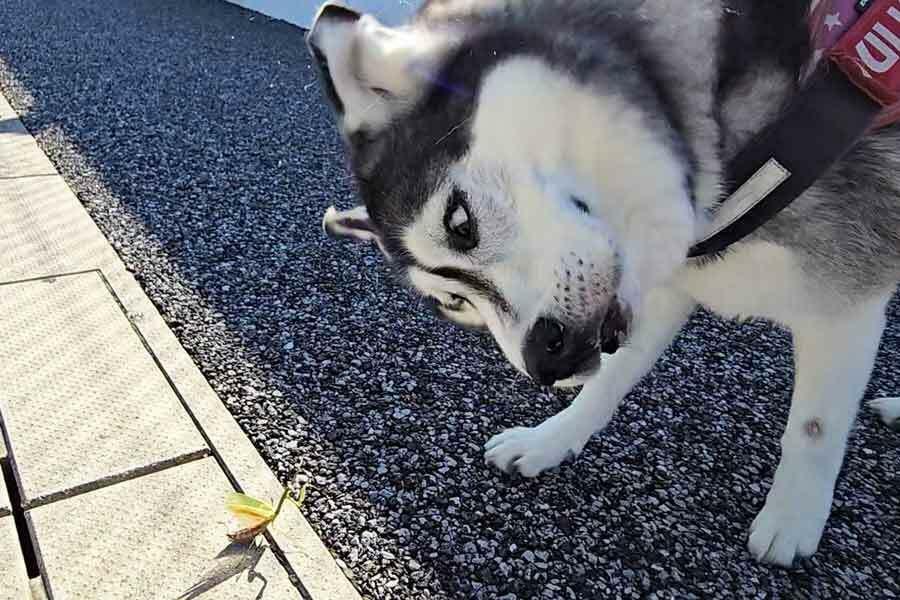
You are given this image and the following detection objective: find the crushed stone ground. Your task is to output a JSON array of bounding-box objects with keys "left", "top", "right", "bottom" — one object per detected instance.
[{"left": 1, "top": 1, "right": 898, "bottom": 598}]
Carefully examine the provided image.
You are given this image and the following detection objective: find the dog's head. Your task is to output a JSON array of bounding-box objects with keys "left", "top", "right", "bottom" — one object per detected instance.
[{"left": 307, "top": 3, "right": 698, "bottom": 386}]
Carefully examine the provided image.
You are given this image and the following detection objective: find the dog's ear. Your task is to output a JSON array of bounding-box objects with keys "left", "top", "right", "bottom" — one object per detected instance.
[
  {"left": 322, "top": 205, "right": 390, "bottom": 256},
  {"left": 322, "top": 205, "right": 378, "bottom": 242},
  {"left": 306, "top": 3, "right": 451, "bottom": 134}
]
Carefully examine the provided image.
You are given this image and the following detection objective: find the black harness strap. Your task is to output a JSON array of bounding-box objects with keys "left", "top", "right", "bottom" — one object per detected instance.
[{"left": 688, "top": 64, "right": 883, "bottom": 258}]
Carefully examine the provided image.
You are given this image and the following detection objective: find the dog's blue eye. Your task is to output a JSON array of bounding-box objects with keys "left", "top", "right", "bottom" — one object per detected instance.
[{"left": 444, "top": 188, "right": 477, "bottom": 251}]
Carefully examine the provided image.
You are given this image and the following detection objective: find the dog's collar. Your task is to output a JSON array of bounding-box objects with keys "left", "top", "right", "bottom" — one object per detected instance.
[{"left": 688, "top": 0, "right": 900, "bottom": 258}]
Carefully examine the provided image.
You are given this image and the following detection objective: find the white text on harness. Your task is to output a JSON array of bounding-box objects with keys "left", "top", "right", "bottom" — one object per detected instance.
[{"left": 856, "top": 5, "right": 900, "bottom": 73}]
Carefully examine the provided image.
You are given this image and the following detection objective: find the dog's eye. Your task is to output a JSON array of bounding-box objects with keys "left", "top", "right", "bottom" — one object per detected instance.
[
  {"left": 369, "top": 86, "right": 394, "bottom": 99},
  {"left": 444, "top": 188, "right": 477, "bottom": 251},
  {"left": 444, "top": 293, "right": 467, "bottom": 312}
]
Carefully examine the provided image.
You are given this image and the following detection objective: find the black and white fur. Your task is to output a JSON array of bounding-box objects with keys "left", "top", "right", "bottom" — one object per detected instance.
[{"left": 307, "top": 0, "right": 900, "bottom": 567}]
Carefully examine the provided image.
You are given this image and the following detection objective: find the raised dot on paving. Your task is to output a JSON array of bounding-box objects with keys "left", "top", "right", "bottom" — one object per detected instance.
[
  {"left": 0, "top": 271, "right": 208, "bottom": 507},
  {"left": 27, "top": 457, "right": 301, "bottom": 599},
  {"left": 0, "top": 175, "right": 122, "bottom": 284}
]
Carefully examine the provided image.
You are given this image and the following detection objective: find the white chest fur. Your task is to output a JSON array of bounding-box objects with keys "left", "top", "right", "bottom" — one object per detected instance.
[{"left": 674, "top": 241, "right": 834, "bottom": 326}]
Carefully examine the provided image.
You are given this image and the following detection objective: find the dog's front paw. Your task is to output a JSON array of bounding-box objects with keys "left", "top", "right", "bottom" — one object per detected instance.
[
  {"left": 483, "top": 413, "right": 585, "bottom": 477},
  {"left": 747, "top": 495, "right": 829, "bottom": 567}
]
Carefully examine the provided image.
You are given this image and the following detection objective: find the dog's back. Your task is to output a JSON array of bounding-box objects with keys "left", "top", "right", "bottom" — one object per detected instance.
[{"left": 416, "top": 0, "right": 900, "bottom": 295}]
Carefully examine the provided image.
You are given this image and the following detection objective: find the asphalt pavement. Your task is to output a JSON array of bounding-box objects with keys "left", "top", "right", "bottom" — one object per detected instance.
[{"left": 0, "top": 1, "right": 897, "bottom": 598}]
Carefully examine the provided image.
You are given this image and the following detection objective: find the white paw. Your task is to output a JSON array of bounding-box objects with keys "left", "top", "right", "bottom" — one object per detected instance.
[
  {"left": 484, "top": 414, "right": 584, "bottom": 477},
  {"left": 747, "top": 495, "right": 829, "bottom": 567},
  {"left": 868, "top": 397, "right": 900, "bottom": 431}
]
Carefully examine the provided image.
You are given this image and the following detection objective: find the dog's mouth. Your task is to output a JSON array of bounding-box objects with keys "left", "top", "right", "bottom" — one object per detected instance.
[
  {"left": 554, "top": 357, "right": 603, "bottom": 388},
  {"left": 598, "top": 296, "right": 631, "bottom": 355},
  {"left": 548, "top": 298, "right": 631, "bottom": 387}
]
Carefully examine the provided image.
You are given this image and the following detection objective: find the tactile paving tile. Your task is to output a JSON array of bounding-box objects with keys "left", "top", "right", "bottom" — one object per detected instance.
[
  {"left": 28, "top": 457, "right": 300, "bottom": 599},
  {"left": 0, "top": 515, "right": 30, "bottom": 599},
  {"left": 0, "top": 175, "right": 121, "bottom": 284},
  {"left": 0, "top": 272, "right": 208, "bottom": 507},
  {"left": 0, "top": 90, "right": 359, "bottom": 599}
]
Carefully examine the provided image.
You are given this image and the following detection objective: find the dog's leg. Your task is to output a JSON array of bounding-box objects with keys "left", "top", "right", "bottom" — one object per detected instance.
[
  {"left": 868, "top": 397, "right": 900, "bottom": 431},
  {"left": 747, "top": 293, "right": 890, "bottom": 566},
  {"left": 484, "top": 286, "right": 695, "bottom": 477}
]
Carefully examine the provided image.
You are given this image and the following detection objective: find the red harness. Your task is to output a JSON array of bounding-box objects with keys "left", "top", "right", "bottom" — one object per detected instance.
[
  {"left": 688, "top": 0, "right": 900, "bottom": 256},
  {"left": 808, "top": 0, "right": 900, "bottom": 128}
]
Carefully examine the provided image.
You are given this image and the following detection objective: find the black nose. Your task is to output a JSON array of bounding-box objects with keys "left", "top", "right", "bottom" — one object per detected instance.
[{"left": 523, "top": 317, "right": 577, "bottom": 386}]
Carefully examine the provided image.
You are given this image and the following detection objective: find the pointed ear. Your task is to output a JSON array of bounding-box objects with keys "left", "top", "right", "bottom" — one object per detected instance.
[
  {"left": 306, "top": 3, "right": 452, "bottom": 133},
  {"left": 322, "top": 205, "right": 377, "bottom": 241},
  {"left": 322, "top": 205, "right": 390, "bottom": 256}
]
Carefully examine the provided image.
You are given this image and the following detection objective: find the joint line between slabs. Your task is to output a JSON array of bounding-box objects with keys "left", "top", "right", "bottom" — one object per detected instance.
[
  {"left": 20, "top": 449, "right": 212, "bottom": 511},
  {"left": 0, "top": 174, "right": 59, "bottom": 180},
  {"left": 95, "top": 270, "right": 315, "bottom": 599}
]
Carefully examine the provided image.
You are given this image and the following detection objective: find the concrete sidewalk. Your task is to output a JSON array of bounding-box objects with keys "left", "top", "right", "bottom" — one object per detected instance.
[{"left": 0, "top": 92, "right": 361, "bottom": 600}]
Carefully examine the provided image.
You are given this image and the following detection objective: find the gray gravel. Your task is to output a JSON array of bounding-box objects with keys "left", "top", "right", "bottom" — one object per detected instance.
[{"left": 1, "top": 1, "right": 898, "bottom": 598}]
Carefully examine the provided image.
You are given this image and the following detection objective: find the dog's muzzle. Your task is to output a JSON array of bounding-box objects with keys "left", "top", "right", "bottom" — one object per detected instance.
[{"left": 522, "top": 299, "right": 629, "bottom": 386}]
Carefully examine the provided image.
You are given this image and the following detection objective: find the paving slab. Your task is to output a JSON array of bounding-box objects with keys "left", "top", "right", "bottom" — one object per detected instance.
[
  {"left": 0, "top": 94, "right": 57, "bottom": 178},
  {"left": 0, "top": 272, "right": 208, "bottom": 507},
  {"left": 0, "top": 175, "right": 122, "bottom": 284},
  {"left": 27, "top": 457, "right": 299, "bottom": 600},
  {"left": 0, "top": 89, "right": 360, "bottom": 599},
  {"left": 0, "top": 515, "right": 30, "bottom": 599},
  {"left": 114, "top": 284, "right": 363, "bottom": 600}
]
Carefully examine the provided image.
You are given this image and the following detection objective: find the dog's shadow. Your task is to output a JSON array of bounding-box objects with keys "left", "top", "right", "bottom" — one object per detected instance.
[{"left": 176, "top": 540, "right": 269, "bottom": 600}]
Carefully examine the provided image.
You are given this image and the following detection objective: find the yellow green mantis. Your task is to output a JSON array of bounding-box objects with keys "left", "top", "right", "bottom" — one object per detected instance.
[{"left": 224, "top": 483, "right": 308, "bottom": 544}]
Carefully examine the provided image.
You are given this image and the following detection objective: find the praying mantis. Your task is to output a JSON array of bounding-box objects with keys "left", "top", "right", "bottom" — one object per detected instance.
[{"left": 224, "top": 483, "right": 308, "bottom": 544}]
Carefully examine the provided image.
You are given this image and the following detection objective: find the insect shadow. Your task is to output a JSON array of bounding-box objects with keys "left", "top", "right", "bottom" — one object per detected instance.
[{"left": 176, "top": 540, "right": 269, "bottom": 600}]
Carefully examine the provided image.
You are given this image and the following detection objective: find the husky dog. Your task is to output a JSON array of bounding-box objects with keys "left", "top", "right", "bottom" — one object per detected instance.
[{"left": 307, "top": 0, "right": 900, "bottom": 566}]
